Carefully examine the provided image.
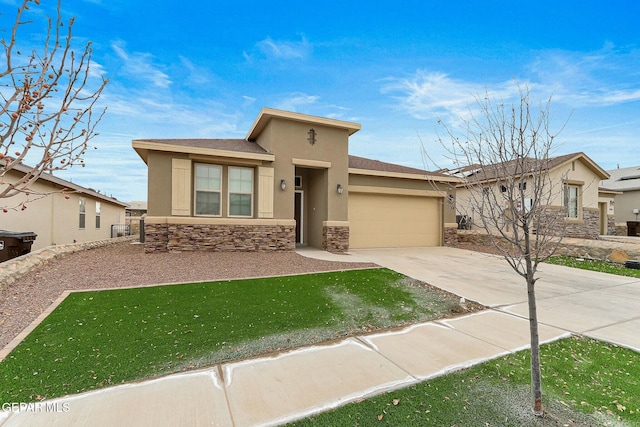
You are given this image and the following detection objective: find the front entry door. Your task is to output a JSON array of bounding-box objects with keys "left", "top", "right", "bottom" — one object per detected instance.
[{"left": 294, "top": 191, "right": 304, "bottom": 244}]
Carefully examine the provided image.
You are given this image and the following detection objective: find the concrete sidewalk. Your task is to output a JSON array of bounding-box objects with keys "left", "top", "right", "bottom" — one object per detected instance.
[{"left": 0, "top": 310, "right": 568, "bottom": 427}]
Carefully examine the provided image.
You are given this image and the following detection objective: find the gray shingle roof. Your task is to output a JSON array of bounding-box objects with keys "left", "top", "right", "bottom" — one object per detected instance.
[{"left": 602, "top": 165, "right": 640, "bottom": 191}]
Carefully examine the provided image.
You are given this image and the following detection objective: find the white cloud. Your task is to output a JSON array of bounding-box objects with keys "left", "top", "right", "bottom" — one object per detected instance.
[
  {"left": 274, "top": 93, "right": 320, "bottom": 112},
  {"left": 528, "top": 45, "right": 640, "bottom": 107},
  {"left": 381, "top": 71, "right": 525, "bottom": 125},
  {"left": 254, "top": 35, "right": 312, "bottom": 60},
  {"left": 111, "top": 40, "right": 172, "bottom": 88}
]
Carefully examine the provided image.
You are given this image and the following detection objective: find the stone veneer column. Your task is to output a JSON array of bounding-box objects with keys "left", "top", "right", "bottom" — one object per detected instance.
[
  {"left": 322, "top": 225, "right": 349, "bottom": 253},
  {"left": 144, "top": 223, "right": 169, "bottom": 253},
  {"left": 444, "top": 226, "right": 458, "bottom": 247}
]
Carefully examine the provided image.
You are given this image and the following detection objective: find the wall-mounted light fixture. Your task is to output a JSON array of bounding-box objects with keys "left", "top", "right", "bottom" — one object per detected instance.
[
  {"left": 336, "top": 184, "right": 344, "bottom": 195},
  {"left": 280, "top": 179, "right": 286, "bottom": 191},
  {"left": 307, "top": 128, "right": 317, "bottom": 145}
]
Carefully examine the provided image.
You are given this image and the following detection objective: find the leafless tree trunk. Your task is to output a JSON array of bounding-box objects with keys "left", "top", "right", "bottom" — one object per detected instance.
[
  {"left": 0, "top": 0, "right": 107, "bottom": 211},
  {"left": 428, "top": 85, "right": 569, "bottom": 416}
]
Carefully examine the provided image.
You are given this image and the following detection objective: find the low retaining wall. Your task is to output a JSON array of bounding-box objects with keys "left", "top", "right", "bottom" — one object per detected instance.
[
  {"left": 454, "top": 230, "right": 640, "bottom": 262},
  {"left": 0, "top": 236, "right": 137, "bottom": 293}
]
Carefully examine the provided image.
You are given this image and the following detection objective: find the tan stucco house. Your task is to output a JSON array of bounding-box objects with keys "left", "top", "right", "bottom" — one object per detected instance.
[
  {"left": 450, "top": 152, "right": 613, "bottom": 239},
  {"left": 601, "top": 166, "right": 640, "bottom": 227},
  {"left": 133, "top": 108, "right": 460, "bottom": 253},
  {"left": 1, "top": 163, "right": 128, "bottom": 251}
]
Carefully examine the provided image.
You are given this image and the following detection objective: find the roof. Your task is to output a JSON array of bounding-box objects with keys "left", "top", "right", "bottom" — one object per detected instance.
[
  {"left": 132, "top": 138, "right": 274, "bottom": 164},
  {"left": 247, "top": 108, "right": 361, "bottom": 141},
  {"left": 601, "top": 165, "right": 640, "bottom": 191},
  {"left": 443, "top": 152, "right": 609, "bottom": 184},
  {"left": 127, "top": 201, "right": 148, "bottom": 210},
  {"left": 5, "top": 162, "right": 128, "bottom": 207},
  {"left": 348, "top": 155, "right": 461, "bottom": 183}
]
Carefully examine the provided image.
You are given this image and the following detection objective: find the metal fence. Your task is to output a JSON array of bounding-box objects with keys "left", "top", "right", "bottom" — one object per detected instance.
[{"left": 110, "top": 223, "right": 132, "bottom": 238}]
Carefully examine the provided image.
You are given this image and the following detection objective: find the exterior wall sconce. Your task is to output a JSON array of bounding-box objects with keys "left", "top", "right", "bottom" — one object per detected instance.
[
  {"left": 280, "top": 179, "right": 286, "bottom": 191},
  {"left": 307, "top": 128, "right": 316, "bottom": 145},
  {"left": 336, "top": 184, "right": 344, "bottom": 195}
]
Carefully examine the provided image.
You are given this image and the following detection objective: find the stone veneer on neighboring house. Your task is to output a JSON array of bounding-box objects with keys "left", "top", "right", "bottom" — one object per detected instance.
[
  {"left": 563, "top": 208, "right": 601, "bottom": 239},
  {"left": 322, "top": 225, "right": 350, "bottom": 253},
  {"left": 144, "top": 223, "right": 296, "bottom": 253},
  {"left": 535, "top": 207, "right": 601, "bottom": 240}
]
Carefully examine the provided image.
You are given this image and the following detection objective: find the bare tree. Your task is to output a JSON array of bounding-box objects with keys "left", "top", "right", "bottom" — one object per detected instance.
[
  {"left": 430, "top": 86, "right": 569, "bottom": 416},
  {"left": 0, "top": 0, "right": 107, "bottom": 211}
]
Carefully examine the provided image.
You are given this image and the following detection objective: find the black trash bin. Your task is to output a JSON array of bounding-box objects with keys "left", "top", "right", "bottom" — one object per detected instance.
[
  {"left": 628, "top": 221, "right": 640, "bottom": 237},
  {"left": 0, "top": 230, "right": 37, "bottom": 263}
]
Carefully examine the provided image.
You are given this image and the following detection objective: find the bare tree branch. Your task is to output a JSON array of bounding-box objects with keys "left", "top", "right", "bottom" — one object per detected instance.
[
  {"left": 0, "top": 0, "right": 107, "bottom": 211},
  {"left": 425, "top": 84, "right": 571, "bottom": 416}
]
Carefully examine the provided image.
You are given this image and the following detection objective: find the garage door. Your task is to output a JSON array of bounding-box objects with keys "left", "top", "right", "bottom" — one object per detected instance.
[{"left": 348, "top": 192, "right": 442, "bottom": 248}]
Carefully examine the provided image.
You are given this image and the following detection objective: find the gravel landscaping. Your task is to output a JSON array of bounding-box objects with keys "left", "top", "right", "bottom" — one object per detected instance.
[{"left": 0, "top": 242, "right": 376, "bottom": 350}]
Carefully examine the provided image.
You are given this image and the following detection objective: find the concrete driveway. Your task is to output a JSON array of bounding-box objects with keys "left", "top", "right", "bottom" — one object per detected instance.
[{"left": 350, "top": 246, "right": 640, "bottom": 352}]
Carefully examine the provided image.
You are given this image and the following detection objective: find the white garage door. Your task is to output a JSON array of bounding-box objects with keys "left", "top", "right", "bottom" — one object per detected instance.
[{"left": 349, "top": 192, "right": 442, "bottom": 248}]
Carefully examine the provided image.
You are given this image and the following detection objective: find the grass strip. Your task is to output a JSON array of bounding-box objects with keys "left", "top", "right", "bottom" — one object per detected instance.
[
  {"left": 1, "top": 268, "right": 468, "bottom": 404},
  {"left": 546, "top": 256, "right": 640, "bottom": 279},
  {"left": 290, "top": 336, "right": 640, "bottom": 426}
]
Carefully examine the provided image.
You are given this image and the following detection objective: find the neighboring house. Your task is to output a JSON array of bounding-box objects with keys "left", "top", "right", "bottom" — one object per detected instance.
[
  {"left": 1, "top": 162, "right": 128, "bottom": 251},
  {"left": 447, "top": 152, "right": 612, "bottom": 239},
  {"left": 601, "top": 166, "right": 640, "bottom": 224},
  {"left": 126, "top": 201, "right": 148, "bottom": 217},
  {"left": 126, "top": 201, "right": 147, "bottom": 236},
  {"left": 132, "top": 108, "right": 460, "bottom": 253}
]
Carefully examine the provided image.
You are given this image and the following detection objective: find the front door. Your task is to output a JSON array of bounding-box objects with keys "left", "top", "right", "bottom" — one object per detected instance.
[{"left": 294, "top": 191, "right": 304, "bottom": 244}]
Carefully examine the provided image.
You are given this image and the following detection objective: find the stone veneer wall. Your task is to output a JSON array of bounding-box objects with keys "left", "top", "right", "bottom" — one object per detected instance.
[
  {"left": 322, "top": 226, "right": 349, "bottom": 253},
  {"left": 536, "top": 208, "right": 600, "bottom": 240},
  {"left": 607, "top": 215, "right": 616, "bottom": 236},
  {"left": 444, "top": 227, "right": 458, "bottom": 247},
  {"left": 562, "top": 208, "right": 600, "bottom": 239},
  {"left": 144, "top": 223, "right": 295, "bottom": 253}
]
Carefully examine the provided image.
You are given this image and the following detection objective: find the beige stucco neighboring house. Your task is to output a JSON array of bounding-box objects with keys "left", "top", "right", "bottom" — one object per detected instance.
[
  {"left": 133, "top": 108, "right": 460, "bottom": 253},
  {"left": 1, "top": 163, "right": 128, "bottom": 251},
  {"left": 601, "top": 166, "right": 640, "bottom": 228},
  {"left": 450, "top": 152, "right": 612, "bottom": 239}
]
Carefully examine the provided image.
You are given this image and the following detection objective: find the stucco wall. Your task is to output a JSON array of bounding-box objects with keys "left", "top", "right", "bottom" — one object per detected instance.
[
  {"left": 614, "top": 190, "right": 640, "bottom": 223},
  {"left": 255, "top": 118, "right": 349, "bottom": 222},
  {"left": 1, "top": 171, "right": 126, "bottom": 250}
]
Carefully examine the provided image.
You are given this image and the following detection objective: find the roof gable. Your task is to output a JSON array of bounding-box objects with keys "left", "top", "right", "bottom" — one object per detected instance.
[
  {"left": 444, "top": 152, "right": 608, "bottom": 184},
  {"left": 246, "top": 108, "right": 361, "bottom": 141}
]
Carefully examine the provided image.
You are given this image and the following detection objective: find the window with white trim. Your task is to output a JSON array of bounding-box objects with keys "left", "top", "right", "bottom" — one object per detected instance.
[
  {"left": 229, "top": 167, "right": 253, "bottom": 217},
  {"left": 195, "top": 164, "right": 222, "bottom": 216},
  {"left": 95, "top": 201, "right": 101, "bottom": 229},
  {"left": 79, "top": 197, "right": 86, "bottom": 229},
  {"left": 564, "top": 185, "right": 579, "bottom": 219}
]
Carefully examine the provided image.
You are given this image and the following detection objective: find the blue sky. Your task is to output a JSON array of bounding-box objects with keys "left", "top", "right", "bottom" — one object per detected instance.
[{"left": 3, "top": 0, "right": 639, "bottom": 202}]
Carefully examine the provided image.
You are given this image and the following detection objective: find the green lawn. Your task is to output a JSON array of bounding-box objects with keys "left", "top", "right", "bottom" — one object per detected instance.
[
  {"left": 546, "top": 256, "right": 640, "bottom": 278},
  {"left": 0, "top": 268, "right": 469, "bottom": 405},
  {"left": 290, "top": 336, "right": 640, "bottom": 426}
]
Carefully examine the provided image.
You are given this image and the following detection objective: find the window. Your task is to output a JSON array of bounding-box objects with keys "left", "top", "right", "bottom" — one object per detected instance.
[
  {"left": 79, "top": 197, "right": 86, "bottom": 229},
  {"left": 195, "top": 164, "right": 222, "bottom": 216},
  {"left": 229, "top": 167, "right": 253, "bottom": 216},
  {"left": 564, "top": 185, "right": 579, "bottom": 218},
  {"left": 95, "top": 202, "right": 101, "bottom": 229}
]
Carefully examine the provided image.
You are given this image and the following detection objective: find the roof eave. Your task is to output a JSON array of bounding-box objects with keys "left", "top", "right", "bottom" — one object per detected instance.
[
  {"left": 132, "top": 140, "right": 275, "bottom": 162},
  {"left": 349, "top": 167, "right": 462, "bottom": 183}
]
